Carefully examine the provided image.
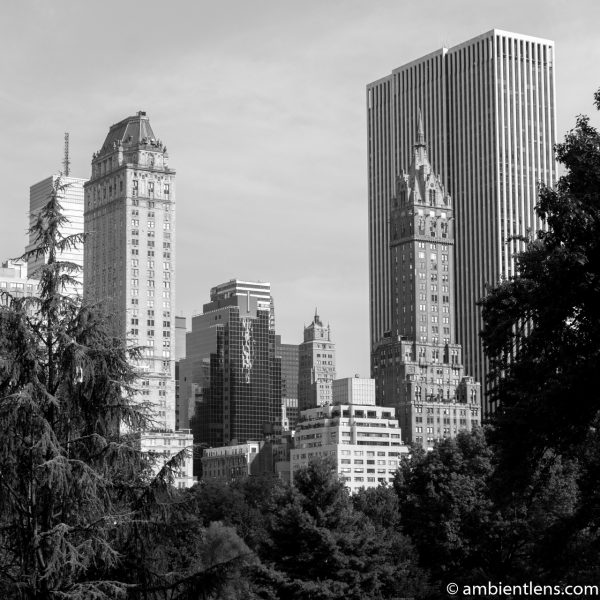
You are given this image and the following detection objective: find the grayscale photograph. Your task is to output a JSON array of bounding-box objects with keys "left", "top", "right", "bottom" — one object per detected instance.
[{"left": 0, "top": 1, "right": 599, "bottom": 598}]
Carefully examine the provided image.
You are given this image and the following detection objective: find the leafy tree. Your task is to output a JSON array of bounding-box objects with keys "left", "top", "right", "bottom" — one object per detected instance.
[
  {"left": 480, "top": 88, "right": 600, "bottom": 477},
  {"left": 395, "top": 430, "right": 581, "bottom": 590},
  {"left": 186, "top": 474, "right": 283, "bottom": 553},
  {"left": 478, "top": 89, "right": 600, "bottom": 582},
  {"left": 256, "top": 459, "right": 428, "bottom": 600},
  {"left": 395, "top": 430, "right": 495, "bottom": 584}
]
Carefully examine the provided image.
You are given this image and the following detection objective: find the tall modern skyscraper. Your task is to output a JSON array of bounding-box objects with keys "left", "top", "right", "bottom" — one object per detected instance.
[
  {"left": 367, "top": 30, "right": 557, "bottom": 412},
  {"left": 27, "top": 175, "right": 86, "bottom": 296},
  {"left": 84, "top": 111, "right": 177, "bottom": 431},
  {"left": 178, "top": 280, "right": 281, "bottom": 456},
  {"left": 372, "top": 120, "right": 480, "bottom": 448},
  {"left": 298, "top": 311, "right": 336, "bottom": 411}
]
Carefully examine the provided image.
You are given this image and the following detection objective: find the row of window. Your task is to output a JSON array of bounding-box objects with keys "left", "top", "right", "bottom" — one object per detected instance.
[{"left": 131, "top": 249, "right": 171, "bottom": 259}]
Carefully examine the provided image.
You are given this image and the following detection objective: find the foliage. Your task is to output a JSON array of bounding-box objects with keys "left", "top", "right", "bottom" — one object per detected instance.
[
  {"left": 480, "top": 89, "right": 600, "bottom": 476},
  {"left": 0, "top": 179, "right": 253, "bottom": 599},
  {"left": 256, "top": 459, "right": 429, "bottom": 600},
  {"left": 395, "top": 429, "right": 581, "bottom": 589},
  {"left": 0, "top": 178, "right": 148, "bottom": 599},
  {"left": 395, "top": 430, "right": 495, "bottom": 583}
]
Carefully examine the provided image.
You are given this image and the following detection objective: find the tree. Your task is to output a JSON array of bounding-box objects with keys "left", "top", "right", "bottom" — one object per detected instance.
[
  {"left": 480, "top": 89, "right": 600, "bottom": 476},
  {"left": 395, "top": 429, "right": 581, "bottom": 588},
  {"left": 257, "top": 459, "right": 428, "bottom": 600},
  {"left": 395, "top": 430, "right": 496, "bottom": 584},
  {"left": 0, "top": 177, "right": 151, "bottom": 598},
  {"left": 0, "top": 179, "right": 252, "bottom": 599},
  {"left": 477, "top": 88, "right": 600, "bottom": 583}
]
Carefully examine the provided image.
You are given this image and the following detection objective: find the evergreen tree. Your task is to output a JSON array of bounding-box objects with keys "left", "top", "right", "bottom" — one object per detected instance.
[
  {"left": 0, "top": 178, "right": 252, "bottom": 599},
  {"left": 0, "top": 177, "right": 149, "bottom": 598}
]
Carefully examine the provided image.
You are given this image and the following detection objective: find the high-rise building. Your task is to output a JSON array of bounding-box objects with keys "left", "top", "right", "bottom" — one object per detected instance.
[
  {"left": 371, "top": 120, "right": 480, "bottom": 448},
  {"left": 178, "top": 280, "right": 282, "bottom": 461},
  {"left": 27, "top": 175, "right": 86, "bottom": 296},
  {"left": 367, "top": 30, "right": 557, "bottom": 413},
  {"left": 84, "top": 111, "right": 176, "bottom": 430},
  {"left": 275, "top": 336, "right": 299, "bottom": 430},
  {"left": 298, "top": 311, "right": 336, "bottom": 411},
  {"left": 83, "top": 111, "right": 193, "bottom": 487},
  {"left": 210, "top": 279, "right": 275, "bottom": 330}
]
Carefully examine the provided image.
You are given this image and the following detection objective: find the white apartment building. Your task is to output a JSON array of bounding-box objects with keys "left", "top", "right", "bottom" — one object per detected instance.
[
  {"left": 142, "top": 429, "right": 195, "bottom": 488},
  {"left": 290, "top": 401, "right": 408, "bottom": 494}
]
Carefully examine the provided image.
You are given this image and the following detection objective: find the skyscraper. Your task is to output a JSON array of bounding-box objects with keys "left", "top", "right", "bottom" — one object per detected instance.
[
  {"left": 27, "top": 175, "right": 86, "bottom": 296},
  {"left": 298, "top": 311, "right": 336, "bottom": 411},
  {"left": 275, "top": 336, "right": 299, "bottom": 430},
  {"left": 178, "top": 280, "right": 282, "bottom": 454},
  {"left": 84, "top": 111, "right": 177, "bottom": 431},
  {"left": 210, "top": 279, "right": 275, "bottom": 330},
  {"left": 371, "top": 119, "right": 481, "bottom": 448},
  {"left": 367, "top": 30, "right": 557, "bottom": 412}
]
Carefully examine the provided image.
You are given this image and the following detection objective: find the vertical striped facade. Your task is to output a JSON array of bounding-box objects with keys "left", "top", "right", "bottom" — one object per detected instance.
[{"left": 367, "top": 30, "right": 557, "bottom": 414}]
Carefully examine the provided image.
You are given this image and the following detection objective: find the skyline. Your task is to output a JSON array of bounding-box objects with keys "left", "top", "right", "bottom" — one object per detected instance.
[{"left": 1, "top": 0, "right": 599, "bottom": 379}]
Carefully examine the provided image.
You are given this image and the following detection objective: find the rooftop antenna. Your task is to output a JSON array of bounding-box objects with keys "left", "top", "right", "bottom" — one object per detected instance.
[{"left": 63, "top": 132, "right": 70, "bottom": 176}]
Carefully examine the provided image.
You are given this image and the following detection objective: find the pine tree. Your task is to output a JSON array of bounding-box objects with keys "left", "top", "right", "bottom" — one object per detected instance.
[
  {"left": 0, "top": 177, "right": 260, "bottom": 600},
  {"left": 0, "top": 177, "right": 152, "bottom": 598}
]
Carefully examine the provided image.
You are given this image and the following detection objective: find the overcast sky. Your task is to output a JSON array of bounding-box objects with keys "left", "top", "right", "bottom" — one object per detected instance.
[{"left": 1, "top": 0, "right": 599, "bottom": 378}]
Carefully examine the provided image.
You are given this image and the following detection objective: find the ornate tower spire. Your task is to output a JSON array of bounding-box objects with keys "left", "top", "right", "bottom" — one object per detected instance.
[{"left": 416, "top": 108, "right": 425, "bottom": 147}]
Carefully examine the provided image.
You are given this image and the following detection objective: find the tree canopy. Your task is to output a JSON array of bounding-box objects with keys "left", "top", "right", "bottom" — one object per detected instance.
[{"left": 480, "top": 89, "right": 600, "bottom": 476}]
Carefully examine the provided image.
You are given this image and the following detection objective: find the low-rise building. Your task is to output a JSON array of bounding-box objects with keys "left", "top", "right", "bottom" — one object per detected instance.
[
  {"left": 0, "top": 259, "right": 39, "bottom": 305},
  {"left": 290, "top": 401, "right": 408, "bottom": 494},
  {"left": 201, "top": 441, "right": 274, "bottom": 483}
]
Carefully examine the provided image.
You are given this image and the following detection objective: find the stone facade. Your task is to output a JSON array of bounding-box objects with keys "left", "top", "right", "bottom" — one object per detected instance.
[
  {"left": 298, "top": 311, "right": 336, "bottom": 411},
  {"left": 372, "top": 117, "right": 481, "bottom": 449}
]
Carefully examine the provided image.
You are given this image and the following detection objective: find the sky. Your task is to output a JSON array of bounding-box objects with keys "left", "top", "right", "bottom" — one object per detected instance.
[{"left": 1, "top": 0, "right": 599, "bottom": 378}]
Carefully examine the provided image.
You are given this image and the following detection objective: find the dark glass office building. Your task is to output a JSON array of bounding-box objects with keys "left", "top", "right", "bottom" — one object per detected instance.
[
  {"left": 275, "top": 336, "right": 299, "bottom": 430},
  {"left": 178, "top": 282, "right": 282, "bottom": 471}
]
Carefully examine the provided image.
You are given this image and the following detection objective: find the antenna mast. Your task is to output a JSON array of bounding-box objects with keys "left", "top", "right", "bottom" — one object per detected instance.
[{"left": 63, "top": 132, "right": 70, "bottom": 176}]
